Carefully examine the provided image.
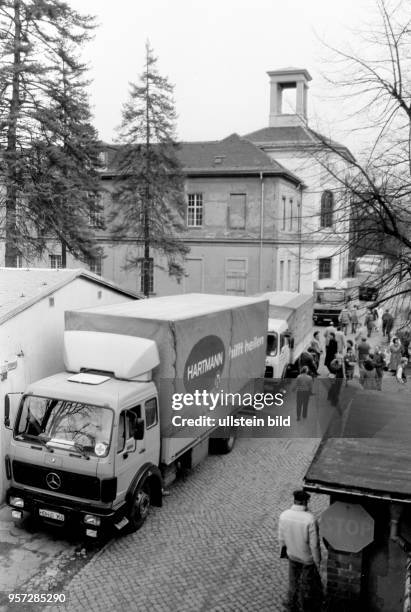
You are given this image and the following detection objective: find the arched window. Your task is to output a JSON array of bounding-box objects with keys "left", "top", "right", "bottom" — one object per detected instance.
[{"left": 320, "top": 190, "right": 334, "bottom": 228}]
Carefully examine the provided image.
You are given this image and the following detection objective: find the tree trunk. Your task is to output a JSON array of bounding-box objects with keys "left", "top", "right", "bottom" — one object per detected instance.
[{"left": 5, "top": 0, "right": 21, "bottom": 267}]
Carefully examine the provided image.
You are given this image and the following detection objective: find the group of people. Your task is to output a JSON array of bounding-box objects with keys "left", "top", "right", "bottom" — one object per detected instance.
[{"left": 294, "top": 307, "right": 410, "bottom": 420}]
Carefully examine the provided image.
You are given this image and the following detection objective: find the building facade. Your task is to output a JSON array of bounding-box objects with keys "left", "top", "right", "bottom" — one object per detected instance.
[{"left": 2, "top": 68, "right": 354, "bottom": 297}]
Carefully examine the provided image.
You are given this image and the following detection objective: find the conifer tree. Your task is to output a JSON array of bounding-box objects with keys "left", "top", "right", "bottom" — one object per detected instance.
[
  {"left": 113, "top": 41, "right": 188, "bottom": 297},
  {"left": 0, "top": 0, "right": 100, "bottom": 267}
]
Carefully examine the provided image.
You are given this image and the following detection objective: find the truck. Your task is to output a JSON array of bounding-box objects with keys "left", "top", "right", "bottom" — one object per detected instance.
[
  {"left": 261, "top": 292, "right": 313, "bottom": 380},
  {"left": 313, "top": 278, "right": 360, "bottom": 326},
  {"left": 355, "top": 254, "right": 389, "bottom": 301},
  {"left": 4, "top": 293, "right": 268, "bottom": 539}
]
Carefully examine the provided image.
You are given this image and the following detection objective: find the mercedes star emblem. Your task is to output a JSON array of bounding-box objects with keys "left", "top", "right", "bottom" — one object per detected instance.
[{"left": 46, "top": 472, "right": 61, "bottom": 490}]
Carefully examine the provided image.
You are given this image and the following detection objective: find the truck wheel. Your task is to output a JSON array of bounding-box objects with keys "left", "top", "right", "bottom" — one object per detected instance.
[
  {"left": 128, "top": 482, "right": 151, "bottom": 532},
  {"left": 214, "top": 432, "right": 236, "bottom": 454}
]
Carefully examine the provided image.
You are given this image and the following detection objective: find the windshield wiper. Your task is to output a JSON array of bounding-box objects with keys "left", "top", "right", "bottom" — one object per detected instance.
[
  {"left": 46, "top": 438, "right": 90, "bottom": 460},
  {"left": 15, "top": 433, "right": 52, "bottom": 450}
]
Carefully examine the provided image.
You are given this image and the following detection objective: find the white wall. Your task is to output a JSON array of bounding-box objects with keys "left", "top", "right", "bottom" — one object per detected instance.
[{"left": 0, "top": 277, "right": 135, "bottom": 502}]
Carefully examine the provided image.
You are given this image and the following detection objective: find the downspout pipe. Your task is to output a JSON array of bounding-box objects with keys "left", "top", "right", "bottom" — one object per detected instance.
[{"left": 259, "top": 172, "right": 264, "bottom": 293}]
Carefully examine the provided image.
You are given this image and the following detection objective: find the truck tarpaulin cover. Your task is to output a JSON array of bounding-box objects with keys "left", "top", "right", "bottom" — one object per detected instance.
[{"left": 65, "top": 294, "right": 268, "bottom": 463}]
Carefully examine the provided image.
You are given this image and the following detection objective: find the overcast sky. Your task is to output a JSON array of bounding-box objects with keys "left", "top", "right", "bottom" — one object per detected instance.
[{"left": 70, "top": 0, "right": 378, "bottom": 155}]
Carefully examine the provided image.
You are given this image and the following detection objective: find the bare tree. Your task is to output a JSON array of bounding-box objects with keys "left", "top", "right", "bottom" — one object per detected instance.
[{"left": 305, "top": 0, "right": 411, "bottom": 315}]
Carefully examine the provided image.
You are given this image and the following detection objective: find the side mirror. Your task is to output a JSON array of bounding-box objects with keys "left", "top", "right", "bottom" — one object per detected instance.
[
  {"left": 4, "top": 395, "right": 10, "bottom": 428},
  {"left": 133, "top": 417, "right": 145, "bottom": 440},
  {"left": 4, "top": 393, "right": 22, "bottom": 430}
]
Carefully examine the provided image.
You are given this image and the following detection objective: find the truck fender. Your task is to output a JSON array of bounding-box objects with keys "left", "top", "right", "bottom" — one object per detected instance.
[{"left": 126, "top": 463, "right": 163, "bottom": 508}]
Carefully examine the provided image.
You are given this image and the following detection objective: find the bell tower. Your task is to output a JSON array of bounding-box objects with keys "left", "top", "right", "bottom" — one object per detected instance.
[{"left": 267, "top": 68, "right": 312, "bottom": 127}]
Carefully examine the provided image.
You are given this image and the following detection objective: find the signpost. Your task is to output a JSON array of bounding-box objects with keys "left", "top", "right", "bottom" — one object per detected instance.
[{"left": 320, "top": 501, "right": 374, "bottom": 553}]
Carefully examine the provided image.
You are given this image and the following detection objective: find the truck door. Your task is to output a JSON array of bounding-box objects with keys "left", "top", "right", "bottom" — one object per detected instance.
[
  {"left": 279, "top": 333, "right": 290, "bottom": 378},
  {"left": 115, "top": 406, "right": 141, "bottom": 503},
  {"left": 139, "top": 397, "right": 160, "bottom": 467}
]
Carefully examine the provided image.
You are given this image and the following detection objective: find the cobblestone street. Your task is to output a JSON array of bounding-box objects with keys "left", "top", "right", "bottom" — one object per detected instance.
[{"left": 49, "top": 438, "right": 326, "bottom": 612}]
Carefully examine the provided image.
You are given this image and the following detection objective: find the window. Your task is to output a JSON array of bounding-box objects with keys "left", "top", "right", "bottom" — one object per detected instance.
[
  {"left": 140, "top": 258, "right": 154, "bottom": 293},
  {"left": 117, "top": 412, "right": 126, "bottom": 453},
  {"left": 187, "top": 193, "right": 203, "bottom": 227},
  {"left": 287, "top": 259, "right": 292, "bottom": 290},
  {"left": 319, "top": 257, "right": 332, "bottom": 280},
  {"left": 320, "top": 191, "right": 334, "bottom": 228},
  {"left": 16, "top": 254, "right": 23, "bottom": 268},
  {"left": 228, "top": 193, "right": 246, "bottom": 229},
  {"left": 145, "top": 398, "right": 158, "bottom": 429},
  {"left": 49, "top": 254, "right": 62, "bottom": 269},
  {"left": 279, "top": 260, "right": 284, "bottom": 290},
  {"left": 87, "top": 255, "right": 103, "bottom": 276},
  {"left": 89, "top": 209, "right": 104, "bottom": 228},
  {"left": 282, "top": 196, "right": 286, "bottom": 230},
  {"left": 289, "top": 199, "right": 293, "bottom": 231}
]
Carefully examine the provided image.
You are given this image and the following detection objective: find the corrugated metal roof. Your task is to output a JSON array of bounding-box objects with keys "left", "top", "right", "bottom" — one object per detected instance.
[
  {"left": 0, "top": 268, "right": 138, "bottom": 325},
  {"left": 304, "top": 385, "right": 411, "bottom": 499}
]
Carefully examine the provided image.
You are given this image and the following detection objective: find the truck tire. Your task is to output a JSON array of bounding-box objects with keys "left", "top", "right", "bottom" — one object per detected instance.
[
  {"left": 213, "top": 432, "right": 236, "bottom": 454},
  {"left": 127, "top": 481, "right": 151, "bottom": 532}
]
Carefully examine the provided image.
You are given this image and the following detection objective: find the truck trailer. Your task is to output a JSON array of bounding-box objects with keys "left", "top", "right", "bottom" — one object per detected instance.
[
  {"left": 4, "top": 294, "right": 268, "bottom": 539},
  {"left": 261, "top": 292, "right": 313, "bottom": 380}
]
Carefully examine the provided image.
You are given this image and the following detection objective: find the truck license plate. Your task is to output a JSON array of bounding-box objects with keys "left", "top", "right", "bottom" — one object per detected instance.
[{"left": 39, "top": 508, "right": 65, "bottom": 522}]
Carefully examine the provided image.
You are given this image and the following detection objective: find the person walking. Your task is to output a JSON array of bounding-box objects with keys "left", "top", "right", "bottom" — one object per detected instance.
[
  {"left": 350, "top": 305, "right": 359, "bottom": 334},
  {"left": 338, "top": 305, "right": 351, "bottom": 336},
  {"left": 327, "top": 353, "right": 345, "bottom": 407},
  {"left": 323, "top": 321, "right": 336, "bottom": 347},
  {"left": 279, "top": 490, "right": 322, "bottom": 612},
  {"left": 294, "top": 366, "right": 314, "bottom": 421},
  {"left": 389, "top": 337, "right": 403, "bottom": 374},
  {"left": 365, "top": 309, "right": 375, "bottom": 338},
  {"left": 382, "top": 309, "right": 394, "bottom": 339},
  {"left": 357, "top": 337, "right": 371, "bottom": 368},
  {"left": 360, "top": 358, "right": 378, "bottom": 390},
  {"left": 324, "top": 332, "right": 338, "bottom": 372},
  {"left": 335, "top": 328, "right": 346, "bottom": 354},
  {"left": 372, "top": 346, "right": 386, "bottom": 390},
  {"left": 344, "top": 347, "right": 357, "bottom": 383},
  {"left": 309, "top": 331, "right": 322, "bottom": 367},
  {"left": 396, "top": 357, "right": 408, "bottom": 384}
]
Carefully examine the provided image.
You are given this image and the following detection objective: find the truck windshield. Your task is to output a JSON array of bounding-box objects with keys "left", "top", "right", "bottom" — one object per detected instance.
[
  {"left": 266, "top": 333, "right": 278, "bottom": 356},
  {"left": 15, "top": 396, "right": 113, "bottom": 458},
  {"left": 315, "top": 290, "right": 345, "bottom": 304}
]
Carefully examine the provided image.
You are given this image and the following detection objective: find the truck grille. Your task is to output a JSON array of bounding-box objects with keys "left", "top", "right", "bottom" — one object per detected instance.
[{"left": 12, "top": 460, "right": 101, "bottom": 501}]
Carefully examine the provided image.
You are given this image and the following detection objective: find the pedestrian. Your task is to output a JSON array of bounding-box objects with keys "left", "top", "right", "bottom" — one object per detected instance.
[
  {"left": 357, "top": 337, "right": 371, "bottom": 367},
  {"left": 389, "top": 337, "right": 402, "bottom": 374},
  {"left": 396, "top": 326, "right": 411, "bottom": 362},
  {"left": 350, "top": 305, "right": 359, "bottom": 334},
  {"left": 372, "top": 346, "right": 386, "bottom": 390},
  {"left": 327, "top": 353, "right": 345, "bottom": 407},
  {"left": 299, "top": 350, "right": 318, "bottom": 378},
  {"left": 278, "top": 490, "right": 322, "bottom": 612},
  {"left": 335, "top": 328, "right": 346, "bottom": 354},
  {"left": 324, "top": 332, "right": 338, "bottom": 372},
  {"left": 396, "top": 357, "right": 408, "bottom": 384},
  {"left": 360, "top": 358, "right": 378, "bottom": 390},
  {"left": 365, "top": 309, "right": 375, "bottom": 338},
  {"left": 382, "top": 309, "right": 394, "bottom": 339},
  {"left": 294, "top": 366, "right": 314, "bottom": 421},
  {"left": 323, "top": 321, "right": 336, "bottom": 347},
  {"left": 355, "top": 323, "right": 368, "bottom": 345},
  {"left": 344, "top": 347, "right": 356, "bottom": 383},
  {"left": 338, "top": 305, "right": 351, "bottom": 336},
  {"left": 309, "top": 331, "right": 322, "bottom": 367}
]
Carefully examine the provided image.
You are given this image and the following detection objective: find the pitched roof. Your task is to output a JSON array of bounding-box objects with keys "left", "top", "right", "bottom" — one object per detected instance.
[
  {"left": 100, "top": 134, "right": 304, "bottom": 185},
  {"left": 0, "top": 268, "right": 138, "bottom": 325},
  {"left": 244, "top": 125, "right": 355, "bottom": 162}
]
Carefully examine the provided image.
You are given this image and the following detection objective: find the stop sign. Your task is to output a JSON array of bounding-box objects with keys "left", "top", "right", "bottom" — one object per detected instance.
[{"left": 320, "top": 502, "right": 374, "bottom": 553}]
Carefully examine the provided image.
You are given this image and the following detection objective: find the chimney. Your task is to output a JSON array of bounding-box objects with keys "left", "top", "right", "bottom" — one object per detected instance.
[{"left": 267, "top": 68, "right": 312, "bottom": 127}]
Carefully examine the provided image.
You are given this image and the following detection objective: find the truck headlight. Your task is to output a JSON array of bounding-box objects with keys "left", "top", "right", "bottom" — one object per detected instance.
[
  {"left": 9, "top": 496, "right": 24, "bottom": 508},
  {"left": 84, "top": 514, "right": 101, "bottom": 526}
]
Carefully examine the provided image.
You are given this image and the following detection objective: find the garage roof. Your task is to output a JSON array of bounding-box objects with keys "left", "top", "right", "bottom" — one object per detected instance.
[{"left": 0, "top": 268, "right": 137, "bottom": 325}]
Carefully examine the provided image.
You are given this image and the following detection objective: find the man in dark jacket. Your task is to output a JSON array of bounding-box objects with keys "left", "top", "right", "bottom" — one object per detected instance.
[
  {"left": 299, "top": 349, "right": 318, "bottom": 378},
  {"left": 382, "top": 309, "right": 394, "bottom": 339}
]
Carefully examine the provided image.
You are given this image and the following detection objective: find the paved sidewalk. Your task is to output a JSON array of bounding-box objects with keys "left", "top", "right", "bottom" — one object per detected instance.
[{"left": 45, "top": 439, "right": 326, "bottom": 612}]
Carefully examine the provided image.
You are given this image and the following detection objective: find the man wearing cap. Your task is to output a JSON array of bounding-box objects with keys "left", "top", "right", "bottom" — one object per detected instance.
[{"left": 279, "top": 489, "right": 322, "bottom": 611}]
